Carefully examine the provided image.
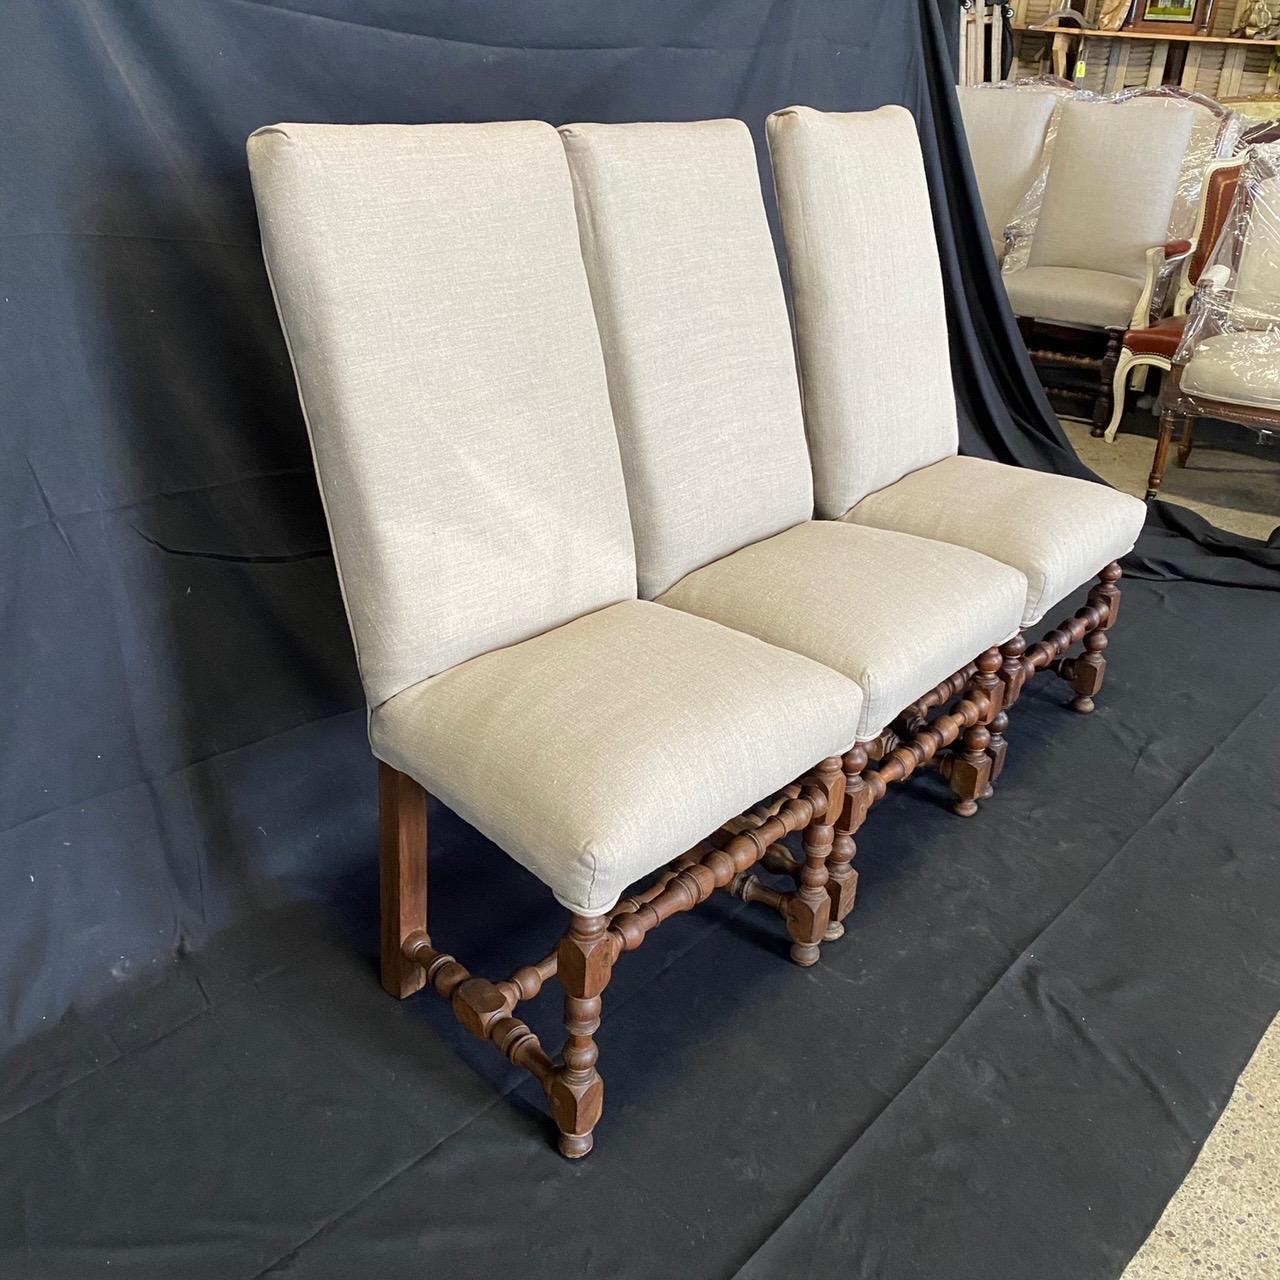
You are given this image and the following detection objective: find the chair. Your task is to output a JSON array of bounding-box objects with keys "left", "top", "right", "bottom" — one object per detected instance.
[
  {"left": 1001, "top": 95, "right": 1199, "bottom": 430},
  {"left": 559, "top": 118, "right": 1028, "bottom": 934},
  {"left": 247, "top": 120, "right": 862, "bottom": 1158},
  {"left": 766, "top": 105, "right": 1146, "bottom": 726},
  {"left": 1150, "top": 149, "right": 1280, "bottom": 500},
  {"left": 957, "top": 80, "right": 1066, "bottom": 265},
  {"left": 1101, "top": 157, "right": 1246, "bottom": 443}
]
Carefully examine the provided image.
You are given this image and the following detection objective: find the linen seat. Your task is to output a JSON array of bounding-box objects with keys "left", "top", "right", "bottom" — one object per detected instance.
[
  {"left": 766, "top": 105, "right": 1144, "bottom": 705},
  {"left": 371, "top": 598, "right": 860, "bottom": 916},
  {"left": 248, "top": 118, "right": 860, "bottom": 1158}
]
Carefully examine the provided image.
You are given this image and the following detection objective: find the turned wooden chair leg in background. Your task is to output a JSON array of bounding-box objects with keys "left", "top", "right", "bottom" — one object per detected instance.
[
  {"left": 1062, "top": 562, "right": 1122, "bottom": 715},
  {"left": 984, "top": 633, "right": 1027, "bottom": 796},
  {"left": 1092, "top": 330, "right": 1123, "bottom": 436},
  {"left": 1176, "top": 415, "right": 1197, "bottom": 468},
  {"left": 949, "top": 648, "right": 1001, "bottom": 817},
  {"left": 548, "top": 913, "right": 615, "bottom": 1159},
  {"left": 825, "top": 745, "right": 869, "bottom": 941},
  {"left": 1147, "top": 410, "right": 1180, "bottom": 500},
  {"left": 379, "top": 761, "right": 428, "bottom": 999},
  {"left": 785, "top": 755, "right": 843, "bottom": 966}
]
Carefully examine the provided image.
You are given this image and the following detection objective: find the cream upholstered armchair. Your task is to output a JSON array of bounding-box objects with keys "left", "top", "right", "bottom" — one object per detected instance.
[
  {"left": 1002, "top": 95, "right": 1199, "bottom": 431},
  {"left": 957, "top": 79, "right": 1067, "bottom": 265},
  {"left": 766, "top": 105, "right": 1145, "bottom": 726},
  {"left": 247, "top": 120, "right": 865, "bottom": 1159},
  {"left": 1150, "top": 148, "right": 1280, "bottom": 500},
  {"left": 559, "top": 118, "right": 1027, "bottom": 930}
]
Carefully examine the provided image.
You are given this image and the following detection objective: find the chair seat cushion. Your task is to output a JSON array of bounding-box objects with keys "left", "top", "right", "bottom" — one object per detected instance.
[
  {"left": 1124, "top": 314, "right": 1186, "bottom": 360},
  {"left": 370, "top": 600, "right": 861, "bottom": 917},
  {"left": 843, "top": 456, "right": 1146, "bottom": 628},
  {"left": 1004, "top": 265, "right": 1142, "bottom": 330},
  {"left": 1180, "top": 331, "right": 1280, "bottom": 411},
  {"left": 656, "top": 521, "right": 1026, "bottom": 742}
]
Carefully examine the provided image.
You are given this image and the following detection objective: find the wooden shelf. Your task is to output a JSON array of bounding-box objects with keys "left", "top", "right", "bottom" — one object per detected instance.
[{"left": 1015, "top": 24, "right": 1280, "bottom": 47}]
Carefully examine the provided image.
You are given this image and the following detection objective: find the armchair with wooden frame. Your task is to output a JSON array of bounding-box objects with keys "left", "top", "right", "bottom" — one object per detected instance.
[
  {"left": 1149, "top": 147, "right": 1280, "bottom": 500},
  {"left": 1003, "top": 90, "right": 1233, "bottom": 431}
]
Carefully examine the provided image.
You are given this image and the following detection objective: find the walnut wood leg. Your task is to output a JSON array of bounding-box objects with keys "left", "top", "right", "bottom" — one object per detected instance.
[
  {"left": 1176, "top": 415, "right": 1197, "bottom": 468},
  {"left": 825, "top": 745, "right": 869, "bottom": 941},
  {"left": 1092, "top": 330, "right": 1123, "bottom": 436},
  {"left": 986, "top": 633, "right": 1026, "bottom": 794},
  {"left": 549, "top": 913, "right": 614, "bottom": 1159},
  {"left": 1147, "top": 411, "right": 1178, "bottom": 500},
  {"left": 378, "top": 761, "right": 428, "bottom": 999},
  {"left": 949, "top": 648, "right": 1000, "bottom": 817},
  {"left": 784, "top": 756, "right": 842, "bottom": 966}
]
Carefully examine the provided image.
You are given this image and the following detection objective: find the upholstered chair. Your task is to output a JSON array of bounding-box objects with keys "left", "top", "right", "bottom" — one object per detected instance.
[
  {"left": 1149, "top": 158, "right": 1280, "bottom": 500},
  {"left": 766, "top": 106, "right": 1145, "bottom": 727},
  {"left": 247, "top": 120, "right": 864, "bottom": 1158},
  {"left": 1000, "top": 96, "right": 1198, "bottom": 430},
  {"left": 957, "top": 81, "right": 1064, "bottom": 265},
  {"left": 559, "top": 118, "right": 1028, "bottom": 935},
  {"left": 1101, "top": 157, "right": 1245, "bottom": 443}
]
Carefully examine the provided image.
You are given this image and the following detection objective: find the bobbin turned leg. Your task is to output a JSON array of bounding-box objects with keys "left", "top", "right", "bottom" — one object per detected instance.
[
  {"left": 549, "top": 913, "right": 615, "bottom": 1159},
  {"left": 949, "top": 648, "right": 1001, "bottom": 818},
  {"left": 378, "top": 762, "right": 428, "bottom": 999},
  {"left": 1063, "top": 562, "right": 1121, "bottom": 714},
  {"left": 825, "top": 745, "right": 870, "bottom": 941},
  {"left": 785, "top": 756, "right": 843, "bottom": 966}
]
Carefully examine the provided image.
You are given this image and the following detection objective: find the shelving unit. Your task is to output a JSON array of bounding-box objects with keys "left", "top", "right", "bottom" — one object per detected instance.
[{"left": 960, "top": 1, "right": 1280, "bottom": 97}]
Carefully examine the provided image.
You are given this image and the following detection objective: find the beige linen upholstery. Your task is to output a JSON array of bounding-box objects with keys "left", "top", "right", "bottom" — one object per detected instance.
[
  {"left": 1003, "top": 266, "right": 1143, "bottom": 331},
  {"left": 766, "top": 105, "right": 958, "bottom": 518},
  {"left": 1180, "top": 331, "right": 1280, "bottom": 409},
  {"left": 250, "top": 119, "right": 864, "bottom": 917},
  {"left": 247, "top": 121, "right": 636, "bottom": 707},
  {"left": 562, "top": 116, "right": 1026, "bottom": 736},
  {"left": 371, "top": 601, "right": 862, "bottom": 915},
  {"left": 658, "top": 523, "right": 1024, "bottom": 741},
  {"left": 1233, "top": 175, "right": 1280, "bottom": 322},
  {"left": 559, "top": 119, "right": 814, "bottom": 599},
  {"left": 1003, "top": 98, "right": 1196, "bottom": 328},
  {"left": 845, "top": 457, "right": 1145, "bottom": 627},
  {"left": 957, "top": 86, "right": 1059, "bottom": 264},
  {"left": 766, "top": 105, "right": 1148, "bottom": 627}
]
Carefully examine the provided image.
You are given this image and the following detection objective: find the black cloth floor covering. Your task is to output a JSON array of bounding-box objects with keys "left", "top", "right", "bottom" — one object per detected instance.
[
  {"left": 5, "top": 2, "right": 1280, "bottom": 1275},
  {"left": 4, "top": 575, "right": 1278, "bottom": 1280}
]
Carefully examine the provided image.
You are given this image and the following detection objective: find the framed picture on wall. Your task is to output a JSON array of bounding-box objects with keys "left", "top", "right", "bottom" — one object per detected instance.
[{"left": 1130, "top": 0, "right": 1215, "bottom": 33}]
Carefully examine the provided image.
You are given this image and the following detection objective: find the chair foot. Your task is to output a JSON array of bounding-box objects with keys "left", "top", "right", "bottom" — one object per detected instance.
[
  {"left": 823, "top": 920, "right": 845, "bottom": 942},
  {"left": 783, "top": 756, "right": 843, "bottom": 966},
  {"left": 559, "top": 1131, "right": 594, "bottom": 1159},
  {"left": 1071, "top": 695, "right": 1095, "bottom": 715},
  {"left": 953, "top": 797, "right": 979, "bottom": 818}
]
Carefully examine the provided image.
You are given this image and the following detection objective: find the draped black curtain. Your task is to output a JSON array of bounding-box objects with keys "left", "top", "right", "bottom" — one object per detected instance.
[{"left": 2, "top": 0, "right": 1276, "bottom": 1051}]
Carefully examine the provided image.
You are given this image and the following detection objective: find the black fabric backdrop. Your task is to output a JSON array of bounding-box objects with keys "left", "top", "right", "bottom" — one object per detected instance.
[{"left": 3, "top": 5, "right": 1280, "bottom": 1276}]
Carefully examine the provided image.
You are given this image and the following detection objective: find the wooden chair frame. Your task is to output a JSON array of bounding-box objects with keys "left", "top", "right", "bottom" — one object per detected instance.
[
  {"left": 376, "top": 567, "right": 1123, "bottom": 1157},
  {"left": 380, "top": 754, "right": 846, "bottom": 1158}
]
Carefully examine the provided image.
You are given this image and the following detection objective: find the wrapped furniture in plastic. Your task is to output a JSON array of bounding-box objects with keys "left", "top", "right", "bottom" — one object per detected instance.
[
  {"left": 1149, "top": 145, "right": 1280, "bottom": 499},
  {"left": 1001, "top": 90, "right": 1233, "bottom": 430},
  {"left": 957, "top": 78, "right": 1071, "bottom": 265}
]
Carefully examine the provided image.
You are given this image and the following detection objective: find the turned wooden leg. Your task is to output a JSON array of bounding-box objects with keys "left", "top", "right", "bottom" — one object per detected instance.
[
  {"left": 786, "top": 755, "right": 843, "bottom": 965},
  {"left": 1176, "top": 415, "right": 1197, "bottom": 468},
  {"left": 1067, "top": 628, "right": 1107, "bottom": 714},
  {"left": 985, "top": 632, "right": 1026, "bottom": 794},
  {"left": 549, "top": 913, "right": 614, "bottom": 1159},
  {"left": 950, "top": 648, "right": 1000, "bottom": 817},
  {"left": 825, "top": 745, "right": 870, "bottom": 941},
  {"left": 378, "top": 761, "right": 428, "bottom": 999},
  {"left": 1147, "top": 411, "right": 1178, "bottom": 500},
  {"left": 1092, "top": 330, "right": 1123, "bottom": 436}
]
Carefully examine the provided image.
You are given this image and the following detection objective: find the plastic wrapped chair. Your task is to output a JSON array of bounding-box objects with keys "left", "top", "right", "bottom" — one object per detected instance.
[{"left": 1149, "top": 145, "right": 1280, "bottom": 500}]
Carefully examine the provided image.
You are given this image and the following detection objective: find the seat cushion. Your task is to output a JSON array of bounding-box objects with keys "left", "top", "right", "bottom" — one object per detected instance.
[
  {"left": 1181, "top": 331, "right": 1280, "bottom": 410},
  {"left": 656, "top": 521, "right": 1025, "bottom": 742},
  {"left": 370, "top": 600, "right": 862, "bottom": 916},
  {"left": 1004, "top": 265, "right": 1143, "bottom": 330},
  {"left": 844, "top": 457, "right": 1146, "bottom": 627}
]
